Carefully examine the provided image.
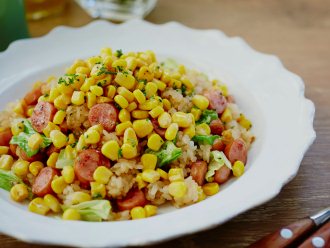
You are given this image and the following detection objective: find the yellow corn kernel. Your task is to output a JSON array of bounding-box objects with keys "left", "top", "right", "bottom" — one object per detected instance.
[
  {"left": 47, "top": 152, "right": 59, "bottom": 168},
  {"left": 11, "top": 121, "right": 24, "bottom": 136},
  {"left": 89, "top": 85, "right": 103, "bottom": 96},
  {"left": 80, "top": 77, "right": 95, "bottom": 92},
  {"left": 84, "top": 129, "right": 100, "bottom": 144},
  {"left": 26, "top": 107, "right": 34, "bottom": 117},
  {"left": 52, "top": 110, "right": 66, "bottom": 125},
  {"left": 106, "top": 85, "right": 116, "bottom": 99},
  {"left": 50, "top": 130, "right": 67, "bottom": 148},
  {"left": 168, "top": 168, "right": 184, "bottom": 182},
  {"left": 101, "top": 140, "right": 120, "bottom": 161},
  {"left": 149, "top": 106, "right": 164, "bottom": 119},
  {"left": 28, "top": 197, "right": 50, "bottom": 215},
  {"left": 49, "top": 87, "right": 60, "bottom": 102},
  {"left": 142, "top": 169, "right": 160, "bottom": 183},
  {"left": 126, "top": 102, "right": 137, "bottom": 112},
  {"left": 139, "top": 98, "right": 159, "bottom": 111},
  {"left": 136, "top": 173, "right": 147, "bottom": 189},
  {"left": 12, "top": 160, "right": 29, "bottom": 177},
  {"left": 44, "top": 194, "right": 61, "bottom": 213},
  {"left": 0, "top": 146, "right": 9, "bottom": 155},
  {"left": 145, "top": 82, "right": 158, "bottom": 98},
  {"left": 51, "top": 176, "right": 67, "bottom": 194},
  {"left": 203, "top": 183, "right": 220, "bottom": 196},
  {"left": 89, "top": 124, "right": 103, "bottom": 134},
  {"left": 219, "top": 84, "right": 228, "bottom": 97},
  {"left": 123, "top": 127, "right": 138, "bottom": 146},
  {"left": 221, "top": 108, "right": 233, "bottom": 123},
  {"left": 125, "top": 57, "right": 138, "bottom": 71},
  {"left": 156, "top": 168, "right": 168, "bottom": 180},
  {"left": 131, "top": 206, "right": 146, "bottom": 220},
  {"left": 114, "top": 95, "right": 129, "bottom": 109},
  {"left": 67, "top": 133, "right": 76, "bottom": 146},
  {"left": 136, "top": 81, "right": 145, "bottom": 91},
  {"left": 96, "top": 96, "right": 111, "bottom": 103},
  {"left": 169, "top": 79, "right": 182, "bottom": 89},
  {"left": 86, "top": 92, "right": 97, "bottom": 109},
  {"left": 115, "top": 121, "right": 133, "bottom": 136},
  {"left": 197, "top": 186, "right": 206, "bottom": 202},
  {"left": 153, "top": 79, "right": 166, "bottom": 91},
  {"left": 137, "top": 66, "right": 154, "bottom": 81},
  {"left": 144, "top": 205, "right": 157, "bottom": 217},
  {"left": 196, "top": 123, "right": 211, "bottom": 136},
  {"left": 71, "top": 192, "right": 91, "bottom": 205},
  {"left": 27, "top": 133, "right": 43, "bottom": 150},
  {"left": 38, "top": 95, "right": 49, "bottom": 103},
  {"left": 133, "top": 89, "right": 146, "bottom": 104},
  {"left": 158, "top": 112, "right": 171, "bottom": 128},
  {"left": 141, "top": 154, "right": 157, "bottom": 171},
  {"left": 54, "top": 95, "right": 69, "bottom": 109},
  {"left": 115, "top": 72, "right": 135, "bottom": 90},
  {"left": 117, "top": 87, "right": 134, "bottom": 102},
  {"left": 61, "top": 165, "right": 75, "bottom": 184},
  {"left": 76, "top": 135, "right": 87, "bottom": 151},
  {"left": 238, "top": 114, "right": 252, "bottom": 130},
  {"left": 101, "top": 47, "right": 112, "bottom": 56},
  {"left": 183, "top": 125, "right": 196, "bottom": 138},
  {"left": 121, "top": 143, "right": 137, "bottom": 159},
  {"left": 168, "top": 181, "right": 187, "bottom": 198},
  {"left": 29, "top": 161, "right": 44, "bottom": 176},
  {"left": 42, "top": 122, "right": 60, "bottom": 137},
  {"left": 171, "top": 112, "right": 192, "bottom": 128},
  {"left": 147, "top": 133, "right": 164, "bottom": 151},
  {"left": 93, "top": 166, "right": 113, "bottom": 184},
  {"left": 191, "top": 108, "right": 202, "bottom": 121},
  {"left": 162, "top": 99, "right": 171, "bottom": 111},
  {"left": 165, "top": 123, "right": 178, "bottom": 141},
  {"left": 13, "top": 101, "right": 25, "bottom": 115},
  {"left": 232, "top": 160, "right": 245, "bottom": 177},
  {"left": 118, "top": 109, "right": 131, "bottom": 123},
  {"left": 192, "top": 95, "right": 209, "bottom": 110},
  {"left": 0, "top": 155, "right": 14, "bottom": 170},
  {"left": 10, "top": 184, "right": 28, "bottom": 202},
  {"left": 112, "top": 58, "right": 127, "bottom": 68},
  {"left": 62, "top": 208, "right": 81, "bottom": 220},
  {"left": 131, "top": 110, "right": 149, "bottom": 119},
  {"left": 132, "top": 119, "right": 153, "bottom": 138},
  {"left": 71, "top": 91, "right": 85, "bottom": 105},
  {"left": 76, "top": 66, "right": 90, "bottom": 75},
  {"left": 91, "top": 182, "right": 106, "bottom": 198}
]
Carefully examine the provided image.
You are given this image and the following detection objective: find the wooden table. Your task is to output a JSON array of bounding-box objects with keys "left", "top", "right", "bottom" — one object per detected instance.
[{"left": 2, "top": 0, "right": 330, "bottom": 247}]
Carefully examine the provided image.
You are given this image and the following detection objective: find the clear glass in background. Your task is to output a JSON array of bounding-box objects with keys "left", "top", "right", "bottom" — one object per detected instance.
[
  {"left": 25, "top": 0, "right": 67, "bottom": 20},
  {"left": 75, "top": 0, "right": 158, "bottom": 22}
]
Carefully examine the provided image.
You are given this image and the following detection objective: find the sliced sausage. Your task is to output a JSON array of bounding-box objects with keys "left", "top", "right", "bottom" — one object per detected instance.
[
  {"left": 9, "top": 144, "right": 18, "bottom": 157},
  {"left": 116, "top": 188, "right": 147, "bottom": 211},
  {"left": 31, "top": 101, "right": 56, "bottom": 132},
  {"left": 0, "top": 129, "right": 13, "bottom": 146},
  {"left": 74, "top": 149, "right": 102, "bottom": 184},
  {"left": 16, "top": 146, "right": 43, "bottom": 162},
  {"left": 209, "top": 119, "right": 224, "bottom": 135},
  {"left": 24, "top": 86, "right": 42, "bottom": 106},
  {"left": 203, "top": 89, "right": 227, "bottom": 114},
  {"left": 224, "top": 138, "right": 247, "bottom": 164},
  {"left": 32, "top": 167, "right": 57, "bottom": 197},
  {"left": 190, "top": 161, "right": 208, "bottom": 186},
  {"left": 88, "top": 103, "right": 118, "bottom": 132},
  {"left": 151, "top": 119, "right": 166, "bottom": 138},
  {"left": 211, "top": 138, "right": 225, "bottom": 151},
  {"left": 214, "top": 166, "right": 231, "bottom": 184}
]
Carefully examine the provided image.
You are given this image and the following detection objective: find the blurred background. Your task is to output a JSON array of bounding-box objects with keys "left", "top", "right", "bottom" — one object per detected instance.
[{"left": 1, "top": 1, "right": 330, "bottom": 248}]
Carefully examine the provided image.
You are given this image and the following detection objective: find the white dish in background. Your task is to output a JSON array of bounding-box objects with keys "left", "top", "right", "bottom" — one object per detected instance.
[{"left": 0, "top": 20, "right": 315, "bottom": 247}]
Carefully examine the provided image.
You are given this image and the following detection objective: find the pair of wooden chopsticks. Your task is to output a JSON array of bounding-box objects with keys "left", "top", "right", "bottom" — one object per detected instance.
[{"left": 248, "top": 207, "right": 330, "bottom": 247}]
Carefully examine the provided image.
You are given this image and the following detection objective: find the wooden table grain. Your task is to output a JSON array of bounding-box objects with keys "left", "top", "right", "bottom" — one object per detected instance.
[{"left": 2, "top": 0, "right": 330, "bottom": 247}]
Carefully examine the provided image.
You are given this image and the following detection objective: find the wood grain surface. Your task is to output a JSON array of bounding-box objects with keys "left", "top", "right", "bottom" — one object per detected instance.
[{"left": 2, "top": 0, "right": 330, "bottom": 247}]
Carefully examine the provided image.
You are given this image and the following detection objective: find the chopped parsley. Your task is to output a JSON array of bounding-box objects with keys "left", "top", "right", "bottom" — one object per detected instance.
[
  {"left": 58, "top": 74, "right": 78, "bottom": 86},
  {"left": 96, "top": 64, "right": 117, "bottom": 76},
  {"left": 116, "top": 49, "right": 123, "bottom": 58},
  {"left": 118, "top": 148, "right": 123, "bottom": 158}
]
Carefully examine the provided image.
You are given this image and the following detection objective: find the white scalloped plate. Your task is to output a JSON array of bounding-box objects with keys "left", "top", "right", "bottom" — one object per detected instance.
[{"left": 0, "top": 20, "right": 315, "bottom": 247}]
